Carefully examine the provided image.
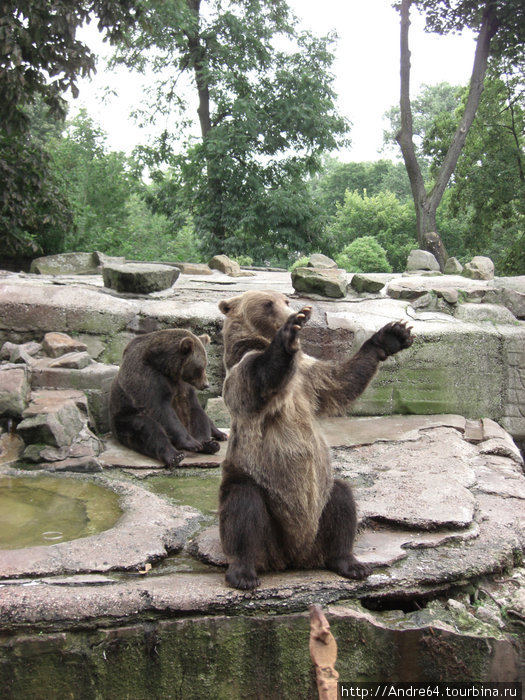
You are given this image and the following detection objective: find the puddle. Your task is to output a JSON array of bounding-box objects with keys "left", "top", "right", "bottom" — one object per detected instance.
[
  {"left": 0, "top": 475, "right": 123, "bottom": 549},
  {"left": 146, "top": 471, "right": 221, "bottom": 524}
]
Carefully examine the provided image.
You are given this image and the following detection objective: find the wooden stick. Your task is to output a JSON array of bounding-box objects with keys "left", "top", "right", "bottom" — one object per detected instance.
[{"left": 309, "top": 604, "right": 339, "bottom": 700}]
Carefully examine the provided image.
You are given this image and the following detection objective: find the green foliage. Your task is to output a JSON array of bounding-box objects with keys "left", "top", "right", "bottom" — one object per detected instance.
[
  {"left": 309, "top": 158, "right": 412, "bottom": 218},
  {"left": 50, "top": 110, "right": 137, "bottom": 252},
  {"left": 289, "top": 256, "right": 311, "bottom": 272},
  {"left": 427, "top": 63, "right": 525, "bottom": 274},
  {"left": 113, "top": 0, "right": 348, "bottom": 263},
  {"left": 383, "top": 82, "right": 462, "bottom": 170},
  {"left": 0, "top": 1, "right": 139, "bottom": 134},
  {"left": 336, "top": 237, "right": 392, "bottom": 273},
  {"left": 327, "top": 190, "right": 417, "bottom": 272},
  {"left": 0, "top": 109, "right": 73, "bottom": 256},
  {"left": 232, "top": 255, "right": 253, "bottom": 267},
  {"left": 0, "top": 1, "right": 139, "bottom": 257}
]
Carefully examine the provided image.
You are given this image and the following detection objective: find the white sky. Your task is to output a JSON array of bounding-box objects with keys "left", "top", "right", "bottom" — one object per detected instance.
[{"left": 73, "top": 0, "right": 477, "bottom": 162}]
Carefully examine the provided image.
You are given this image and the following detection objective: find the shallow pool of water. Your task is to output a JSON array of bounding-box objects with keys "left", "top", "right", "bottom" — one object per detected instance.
[
  {"left": 146, "top": 471, "right": 220, "bottom": 523},
  {"left": 0, "top": 475, "right": 123, "bottom": 549}
]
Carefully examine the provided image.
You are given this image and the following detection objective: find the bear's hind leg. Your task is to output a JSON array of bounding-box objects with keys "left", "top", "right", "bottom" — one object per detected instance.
[
  {"left": 317, "top": 479, "right": 372, "bottom": 580},
  {"left": 219, "top": 476, "right": 281, "bottom": 590},
  {"left": 113, "top": 412, "right": 184, "bottom": 468}
]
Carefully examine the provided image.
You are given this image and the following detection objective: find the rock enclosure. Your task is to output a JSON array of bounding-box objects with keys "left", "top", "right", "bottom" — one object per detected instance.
[{"left": 0, "top": 254, "right": 525, "bottom": 695}]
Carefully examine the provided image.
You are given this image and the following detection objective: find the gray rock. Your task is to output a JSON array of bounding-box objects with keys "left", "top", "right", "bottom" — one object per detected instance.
[
  {"left": 102, "top": 262, "right": 180, "bottom": 294},
  {"left": 444, "top": 257, "right": 463, "bottom": 274},
  {"left": 406, "top": 249, "right": 440, "bottom": 272},
  {"left": 1, "top": 341, "right": 42, "bottom": 362},
  {"left": 29, "top": 362, "right": 118, "bottom": 433},
  {"left": 307, "top": 253, "right": 337, "bottom": 269},
  {"left": 454, "top": 303, "right": 516, "bottom": 324},
  {"left": 291, "top": 267, "right": 347, "bottom": 298},
  {"left": 42, "top": 332, "right": 88, "bottom": 358},
  {"left": 462, "top": 256, "right": 495, "bottom": 280},
  {"left": 386, "top": 282, "right": 428, "bottom": 300},
  {"left": 17, "top": 404, "right": 84, "bottom": 448},
  {"left": 208, "top": 255, "right": 241, "bottom": 276},
  {"left": 0, "top": 366, "right": 30, "bottom": 417},
  {"left": 174, "top": 262, "right": 213, "bottom": 275},
  {"left": 30, "top": 252, "right": 99, "bottom": 275},
  {"left": 48, "top": 351, "right": 92, "bottom": 370},
  {"left": 350, "top": 274, "right": 386, "bottom": 294}
]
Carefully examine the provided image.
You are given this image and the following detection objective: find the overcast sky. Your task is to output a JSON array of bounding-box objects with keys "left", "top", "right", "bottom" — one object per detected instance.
[{"left": 74, "top": 0, "right": 477, "bottom": 162}]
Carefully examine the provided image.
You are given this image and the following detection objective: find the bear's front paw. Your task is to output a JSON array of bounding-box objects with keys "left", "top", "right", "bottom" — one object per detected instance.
[
  {"left": 281, "top": 306, "right": 312, "bottom": 353},
  {"left": 371, "top": 321, "right": 413, "bottom": 360}
]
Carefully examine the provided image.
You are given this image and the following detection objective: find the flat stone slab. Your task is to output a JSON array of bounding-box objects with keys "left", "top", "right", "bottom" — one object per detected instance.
[
  {"left": 102, "top": 262, "right": 180, "bottom": 294},
  {"left": 2, "top": 415, "right": 522, "bottom": 628},
  {"left": 100, "top": 436, "right": 227, "bottom": 470}
]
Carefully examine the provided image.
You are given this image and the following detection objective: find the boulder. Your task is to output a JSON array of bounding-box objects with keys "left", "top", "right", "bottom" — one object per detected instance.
[
  {"left": 42, "top": 332, "right": 88, "bottom": 358},
  {"left": 102, "top": 262, "right": 180, "bottom": 294},
  {"left": 444, "top": 257, "right": 463, "bottom": 275},
  {"left": 208, "top": 255, "right": 241, "bottom": 276},
  {"left": 17, "top": 395, "right": 86, "bottom": 448},
  {"left": 307, "top": 253, "right": 337, "bottom": 269},
  {"left": 291, "top": 267, "right": 347, "bottom": 299},
  {"left": 174, "top": 263, "right": 213, "bottom": 275},
  {"left": 386, "top": 282, "right": 429, "bottom": 300},
  {"left": 350, "top": 274, "right": 387, "bottom": 294},
  {"left": 454, "top": 303, "right": 516, "bottom": 324},
  {"left": 406, "top": 249, "right": 441, "bottom": 272},
  {"left": 0, "top": 366, "right": 30, "bottom": 417},
  {"left": 0, "top": 341, "right": 42, "bottom": 364},
  {"left": 30, "top": 252, "right": 99, "bottom": 275},
  {"left": 462, "top": 256, "right": 495, "bottom": 280}
]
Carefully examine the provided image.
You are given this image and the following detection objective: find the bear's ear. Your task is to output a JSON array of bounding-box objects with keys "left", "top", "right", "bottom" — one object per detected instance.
[
  {"left": 218, "top": 296, "right": 241, "bottom": 316},
  {"left": 198, "top": 334, "right": 211, "bottom": 346},
  {"left": 179, "top": 337, "right": 194, "bottom": 355}
]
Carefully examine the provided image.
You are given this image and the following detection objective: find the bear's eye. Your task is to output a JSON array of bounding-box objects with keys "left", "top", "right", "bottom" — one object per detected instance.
[
  {"left": 264, "top": 300, "right": 273, "bottom": 310},
  {"left": 285, "top": 299, "right": 290, "bottom": 306}
]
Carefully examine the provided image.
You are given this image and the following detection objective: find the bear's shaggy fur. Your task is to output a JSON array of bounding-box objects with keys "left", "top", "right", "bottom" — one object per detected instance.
[
  {"left": 109, "top": 329, "right": 226, "bottom": 467},
  {"left": 218, "top": 290, "right": 413, "bottom": 590}
]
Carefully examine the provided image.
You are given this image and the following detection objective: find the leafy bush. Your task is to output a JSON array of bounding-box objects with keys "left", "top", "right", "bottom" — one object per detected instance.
[
  {"left": 336, "top": 237, "right": 392, "bottom": 273},
  {"left": 289, "top": 255, "right": 311, "bottom": 272},
  {"left": 327, "top": 190, "right": 416, "bottom": 271}
]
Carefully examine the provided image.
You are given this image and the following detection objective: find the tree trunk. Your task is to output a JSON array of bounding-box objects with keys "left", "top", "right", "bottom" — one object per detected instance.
[
  {"left": 396, "top": 0, "right": 498, "bottom": 270},
  {"left": 186, "top": 0, "right": 226, "bottom": 250}
]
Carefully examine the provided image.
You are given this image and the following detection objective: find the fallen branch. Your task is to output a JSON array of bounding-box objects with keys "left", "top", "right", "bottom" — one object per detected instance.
[{"left": 309, "top": 604, "right": 339, "bottom": 700}]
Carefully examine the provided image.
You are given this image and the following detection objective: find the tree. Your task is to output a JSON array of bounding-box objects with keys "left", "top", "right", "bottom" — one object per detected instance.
[
  {"left": 326, "top": 190, "right": 416, "bottom": 272},
  {"left": 442, "top": 62, "right": 525, "bottom": 273},
  {"left": 0, "top": 1, "right": 140, "bottom": 133},
  {"left": 113, "top": 0, "right": 348, "bottom": 262},
  {"left": 0, "top": 1, "right": 140, "bottom": 257},
  {"left": 309, "top": 158, "right": 412, "bottom": 218},
  {"left": 394, "top": 0, "right": 525, "bottom": 269}
]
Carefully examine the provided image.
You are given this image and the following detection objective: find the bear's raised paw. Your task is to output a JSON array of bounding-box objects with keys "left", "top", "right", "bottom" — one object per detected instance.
[
  {"left": 370, "top": 321, "right": 413, "bottom": 360},
  {"left": 281, "top": 306, "right": 312, "bottom": 353}
]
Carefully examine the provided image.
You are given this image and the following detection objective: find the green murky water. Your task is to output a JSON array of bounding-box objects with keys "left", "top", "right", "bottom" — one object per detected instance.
[
  {"left": 146, "top": 471, "right": 221, "bottom": 522},
  {"left": 0, "top": 476, "right": 123, "bottom": 549}
]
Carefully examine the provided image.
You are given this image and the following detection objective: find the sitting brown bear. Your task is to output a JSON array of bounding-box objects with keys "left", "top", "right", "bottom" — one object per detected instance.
[
  {"left": 218, "top": 290, "right": 413, "bottom": 590},
  {"left": 109, "top": 329, "right": 227, "bottom": 467}
]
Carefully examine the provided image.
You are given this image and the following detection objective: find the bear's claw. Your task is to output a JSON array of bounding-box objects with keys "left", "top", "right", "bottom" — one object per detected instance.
[{"left": 282, "top": 306, "right": 312, "bottom": 352}]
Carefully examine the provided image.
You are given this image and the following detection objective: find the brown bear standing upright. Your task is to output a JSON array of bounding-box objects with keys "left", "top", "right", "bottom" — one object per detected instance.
[
  {"left": 109, "top": 329, "right": 227, "bottom": 467},
  {"left": 218, "top": 290, "right": 414, "bottom": 590}
]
